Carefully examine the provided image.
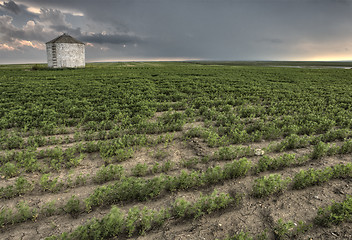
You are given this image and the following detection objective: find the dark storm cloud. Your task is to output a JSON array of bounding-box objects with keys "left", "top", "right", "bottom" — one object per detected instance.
[
  {"left": 2, "top": 0, "right": 352, "bottom": 63},
  {"left": 80, "top": 33, "right": 143, "bottom": 45},
  {"left": 0, "top": 0, "right": 20, "bottom": 14}
]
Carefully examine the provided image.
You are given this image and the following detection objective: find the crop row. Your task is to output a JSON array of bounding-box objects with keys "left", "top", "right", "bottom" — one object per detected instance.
[
  {"left": 225, "top": 195, "right": 352, "bottom": 240},
  {"left": 0, "top": 132, "right": 177, "bottom": 176},
  {"left": 4, "top": 136, "right": 352, "bottom": 200}
]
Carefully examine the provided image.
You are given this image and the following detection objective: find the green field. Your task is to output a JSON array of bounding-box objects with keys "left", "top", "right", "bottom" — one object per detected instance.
[{"left": 1, "top": 62, "right": 352, "bottom": 239}]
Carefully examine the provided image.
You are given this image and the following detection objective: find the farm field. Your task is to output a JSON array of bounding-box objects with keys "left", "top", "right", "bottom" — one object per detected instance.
[{"left": 1, "top": 61, "right": 352, "bottom": 239}]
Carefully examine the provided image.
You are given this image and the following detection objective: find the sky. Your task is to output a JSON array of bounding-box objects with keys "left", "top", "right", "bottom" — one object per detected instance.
[{"left": 1, "top": 0, "right": 352, "bottom": 64}]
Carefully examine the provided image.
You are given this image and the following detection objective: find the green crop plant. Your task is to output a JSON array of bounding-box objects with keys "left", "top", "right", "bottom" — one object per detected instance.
[
  {"left": 161, "top": 160, "right": 174, "bottom": 172},
  {"left": 273, "top": 219, "right": 295, "bottom": 240},
  {"left": 1, "top": 162, "right": 19, "bottom": 178},
  {"left": 212, "top": 146, "right": 254, "bottom": 161},
  {"left": 292, "top": 167, "right": 334, "bottom": 189},
  {"left": 131, "top": 163, "right": 149, "bottom": 177},
  {"left": 315, "top": 195, "right": 352, "bottom": 227},
  {"left": 0, "top": 176, "right": 33, "bottom": 199},
  {"left": 273, "top": 134, "right": 310, "bottom": 152},
  {"left": 181, "top": 158, "right": 199, "bottom": 169},
  {"left": 252, "top": 174, "right": 291, "bottom": 198},
  {"left": 153, "top": 149, "right": 169, "bottom": 160},
  {"left": 64, "top": 195, "right": 81, "bottom": 218},
  {"left": 41, "top": 200, "right": 57, "bottom": 217},
  {"left": 255, "top": 153, "right": 297, "bottom": 173},
  {"left": 338, "top": 139, "right": 352, "bottom": 154},
  {"left": 151, "top": 162, "right": 160, "bottom": 173},
  {"left": 172, "top": 190, "right": 235, "bottom": 219},
  {"left": 223, "top": 231, "right": 254, "bottom": 240},
  {"left": 222, "top": 158, "right": 252, "bottom": 180},
  {"left": 74, "top": 173, "right": 88, "bottom": 186},
  {"left": 94, "top": 164, "right": 124, "bottom": 183},
  {"left": 0, "top": 207, "right": 13, "bottom": 227},
  {"left": 332, "top": 163, "right": 352, "bottom": 178},
  {"left": 39, "top": 174, "right": 64, "bottom": 193},
  {"left": 311, "top": 141, "right": 329, "bottom": 159},
  {"left": 3, "top": 134, "right": 24, "bottom": 150},
  {"left": 85, "top": 159, "right": 250, "bottom": 211},
  {"left": 14, "top": 201, "right": 37, "bottom": 223}
]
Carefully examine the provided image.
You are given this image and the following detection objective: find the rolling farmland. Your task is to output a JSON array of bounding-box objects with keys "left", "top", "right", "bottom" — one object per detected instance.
[{"left": 1, "top": 62, "right": 352, "bottom": 239}]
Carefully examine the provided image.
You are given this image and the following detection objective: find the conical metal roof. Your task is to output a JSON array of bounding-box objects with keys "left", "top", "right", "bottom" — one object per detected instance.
[{"left": 46, "top": 33, "right": 84, "bottom": 44}]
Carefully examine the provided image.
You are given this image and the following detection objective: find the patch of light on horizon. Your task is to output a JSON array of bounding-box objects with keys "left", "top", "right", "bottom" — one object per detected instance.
[
  {"left": 307, "top": 55, "right": 352, "bottom": 61},
  {"left": 27, "top": 6, "right": 41, "bottom": 14}
]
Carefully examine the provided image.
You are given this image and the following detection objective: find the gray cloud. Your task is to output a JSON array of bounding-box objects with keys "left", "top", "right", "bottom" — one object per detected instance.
[
  {"left": 39, "top": 8, "right": 70, "bottom": 28},
  {"left": 2, "top": 0, "right": 352, "bottom": 63},
  {"left": 0, "top": 0, "right": 21, "bottom": 14},
  {"left": 0, "top": 14, "right": 52, "bottom": 42},
  {"left": 80, "top": 33, "right": 143, "bottom": 45}
]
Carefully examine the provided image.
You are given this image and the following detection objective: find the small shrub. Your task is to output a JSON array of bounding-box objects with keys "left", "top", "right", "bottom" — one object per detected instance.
[{"left": 31, "top": 64, "right": 48, "bottom": 70}]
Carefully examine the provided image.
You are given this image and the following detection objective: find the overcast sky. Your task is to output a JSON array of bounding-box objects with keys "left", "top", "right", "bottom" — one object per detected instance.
[{"left": 1, "top": 0, "right": 352, "bottom": 64}]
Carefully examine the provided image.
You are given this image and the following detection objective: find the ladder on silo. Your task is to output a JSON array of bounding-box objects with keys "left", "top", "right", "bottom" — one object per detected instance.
[{"left": 51, "top": 45, "right": 57, "bottom": 68}]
